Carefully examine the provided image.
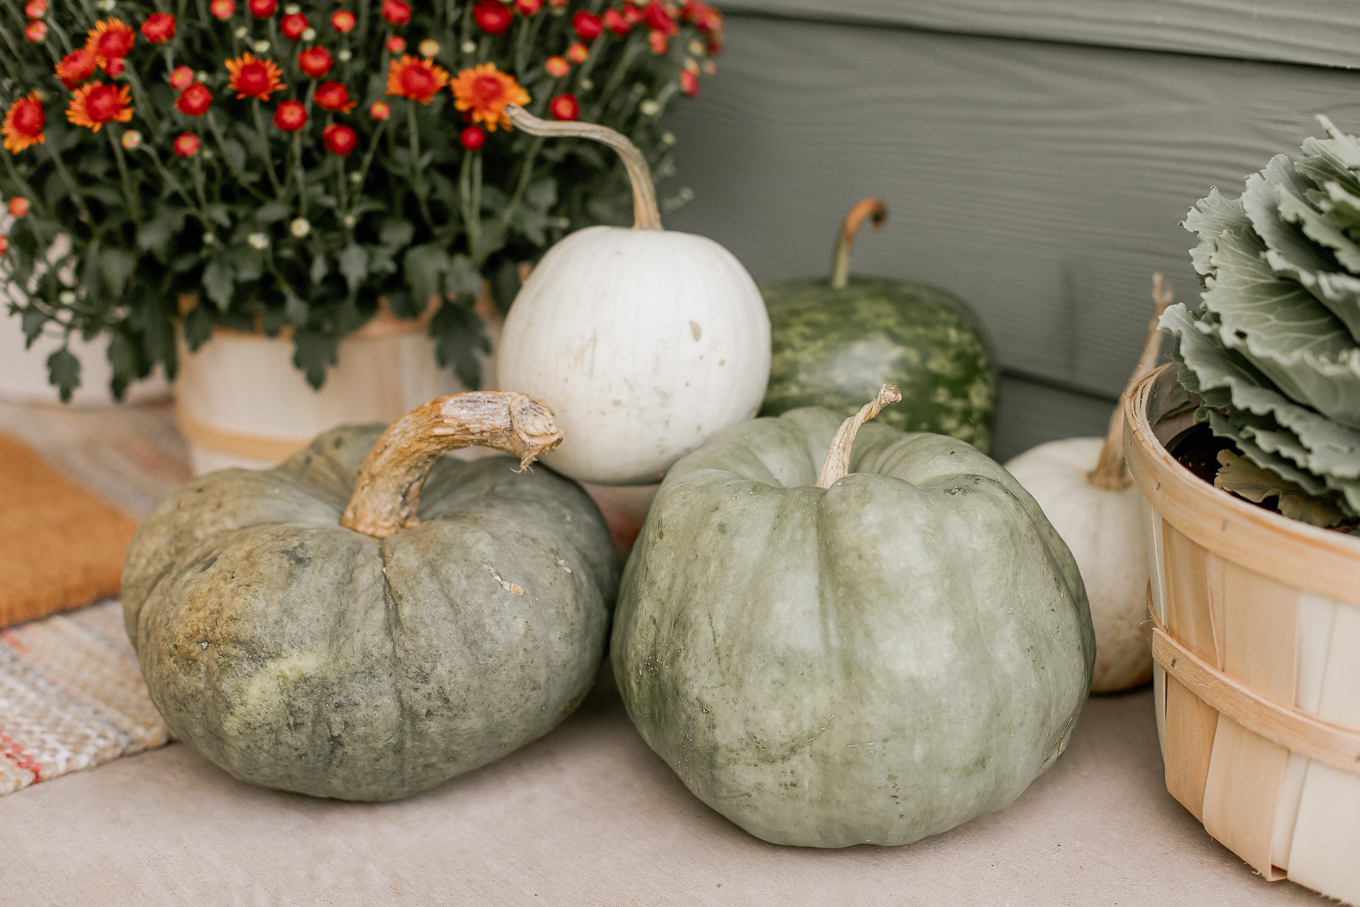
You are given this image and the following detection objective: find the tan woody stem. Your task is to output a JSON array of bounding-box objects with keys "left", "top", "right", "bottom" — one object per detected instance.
[
  {"left": 1087, "top": 273, "right": 1175, "bottom": 491},
  {"left": 504, "top": 104, "right": 662, "bottom": 231},
  {"left": 816, "top": 385, "right": 902, "bottom": 489},
  {"left": 830, "top": 198, "right": 887, "bottom": 290},
  {"left": 341, "top": 392, "right": 564, "bottom": 539}
]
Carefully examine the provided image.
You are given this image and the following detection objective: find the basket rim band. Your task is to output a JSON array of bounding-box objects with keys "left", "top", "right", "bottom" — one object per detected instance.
[{"left": 1149, "top": 600, "right": 1360, "bottom": 776}]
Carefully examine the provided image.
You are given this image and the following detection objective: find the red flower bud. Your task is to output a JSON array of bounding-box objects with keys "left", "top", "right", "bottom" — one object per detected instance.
[
  {"left": 603, "top": 8, "right": 630, "bottom": 35},
  {"left": 330, "top": 9, "right": 356, "bottom": 32},
  {"left": 387, "top": 35, "right": 406, "bottom": 53},
  {"left": 175, "top": 82, "right": 213, "bottom": 116},
  {"left": 172, "top": 132, "right": 200, "bottom": 156},
  {"left": 544, "top": 55, "right": 569, "bottom": 77},
  {"left": 642, "top": 1, "right": 677, "bottom": 34},
  {"left": 9, "top": 197, "right": 30, "bottom": 217},
  {"left": 103, "top": 58, "right": 126, "bottom": 76},
  {"left": 514, "top": 0, "right": 542, "bottom": 14},
  {"left": 297, "top": 45, "right": 333, "bottom": 78},
  {"left": 0, "top": 237, "right": 7, "bottom": 255},
  {"left": 548, "top": 93, "right": 578, "bottom": 121},
  {"left": 572, "top": 10, "right": 601, "bottom": 41},
  {"left": 25, "top": 0, "right": 47, "bottom": 18},
  {"left": 679, "top": 69, "right": 699, "bottom": 97},
  {"left": 381, "top": 0, "right": 411, "bottom": 25},
  {"left": 566, "top": 42, "right": 588, "bottom": 64},
  {"left": 623, "top": 4, "right": 642, "bottom": 24},
  {"left": 322, "top": 123, "right": 357, "bottom": 155},
  {"left": 648, "top": 29, "right": 667, "bottom": 54},
  {"left": 210, "top": 0, "right": 235, "bottom": 18},
  {"left": 273, "top": 99, "right": 307, "bottom": 131},
  {"left": 314, "top": 81, "right": 355, "bottom": 113},
  {"left": 141, "top": 12, "right": 175, "bottom": 43},
  {"left": 472, "top": 1, "right": 513, "bottom": 36},
  {"left": 24, "top": 20, "right": 46, "bottom": 41},
  {"left": 55, "top": 50, "right": 98, "bottom": 89},
  {"left": 280, "top": 12, "right": 307, "bottom": 39},
  {"left": 247, "top": 0, "right": 276, "bottom": 17},
  {"left": 169, "top": 65, "right": 195, "bottom": 90},
  {"left": 369, "top": 100, "right": 391, "bottom": 120},
  {"left": 460, "top": 125, "right": 486, "bottom": 150}
]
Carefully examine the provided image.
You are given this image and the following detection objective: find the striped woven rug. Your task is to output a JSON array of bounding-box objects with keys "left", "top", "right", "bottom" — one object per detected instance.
[{"left": 0, "top": 600, "right": 169, "bottom": 795}]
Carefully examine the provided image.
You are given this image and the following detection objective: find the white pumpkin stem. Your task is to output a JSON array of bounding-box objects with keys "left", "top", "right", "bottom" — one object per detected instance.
[
  {"left": 815, "top": 385, "right": 902, "bottom": 489},
  {"left": 341, "top": 392, "right": 564, "bottom": 539},
  {"left": 1087, "top": 273, "right": 1175, "bottom": 491},
  {"left": 504, "top": 104, "right": 662, "bottom": 231},
  {"left": 830, "top": 198, "right": 887, "bottom": 290}
]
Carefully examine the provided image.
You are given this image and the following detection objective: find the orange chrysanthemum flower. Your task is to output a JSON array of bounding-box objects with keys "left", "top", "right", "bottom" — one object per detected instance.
[
  {"left": 2, "top": 92, "right": 46, "bottom": 154},
  {"left": 386, "top": 55, "right": 451, "bottom": 105},
  {"left": 84, "top": 19, "right": 136, "bottom": 66},
  {"left": 66, "top": 82, "right": 133, "bottom": 132},
  {"left": 225, "top": 52, "right": 284, "bottom": 100},
  {"left": 449, "top": 63, "right": 529, "bottom": 131},
  {"left": 65, "top": 81, "right": 133, "bottom": 131}
]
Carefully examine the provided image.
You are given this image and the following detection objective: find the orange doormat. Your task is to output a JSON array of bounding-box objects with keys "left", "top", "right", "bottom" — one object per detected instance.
[{"left": 0, "top": 432, "right": 138, "bottom": 628}]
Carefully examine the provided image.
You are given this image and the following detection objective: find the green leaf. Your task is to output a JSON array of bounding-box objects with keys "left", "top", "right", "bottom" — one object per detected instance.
[
  {"left": 219, "top": 137, "right": 248, "bottom": 176},
  {"left": 203, "top": 258, "right": 235, "bottom": 310},
  {"left": 444, "top": 254, "right": 483, "bottom": 299},
  {"left": 404, "top": 243, "right": 450, "bottom": 309},
  {"left": 431, "top": 302, "right": 490, "bottom": 390},
  {"left": 255, "top": 201, "right": 290, "bottom": 224},
  {"left": 310, "top": 251, "right": 329, "bottom": 285},
  {"left": 46, "top": 347, "right": 80, "bottom": 402},
  {"left": 106, "top": 332, "right": 138, "bottom": 401},
  {"left": 20, "top": 308, "right": 47, "bottom": 346},
  {"left": 183, "top": 306, "right": 213, "bottom": 350},
  {"left": 284, "top": 291, "right": 309, "bottom": 325},
  {"left": 99, "top": 248, "right": 137, "bottom": 297},
  {"left": 380, "top": 219, "right": 415, "bottom": 249},
  {"left": 338, "top": 244, "right": 368, "bottom": 292},
  {"left": 292, "top": 330, "right": 338, "bottom": 389}
]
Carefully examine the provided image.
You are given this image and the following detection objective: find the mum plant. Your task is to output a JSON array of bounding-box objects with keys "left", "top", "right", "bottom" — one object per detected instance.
[{"left": 1, "top": 0, "right": 723, "bottom": 398}]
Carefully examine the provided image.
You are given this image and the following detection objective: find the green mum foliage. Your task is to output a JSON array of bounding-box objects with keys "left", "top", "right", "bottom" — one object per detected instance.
[{"left": 1162, "top": 116, "right": 1360, "bottom": 523}]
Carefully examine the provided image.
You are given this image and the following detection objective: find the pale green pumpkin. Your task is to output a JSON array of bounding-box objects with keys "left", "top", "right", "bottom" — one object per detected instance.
[
  {"left": 122, "top": 393, "right": 619, "bottom": 802},
  {"left": 612, "top": 393, "right": 1093, "bottom": 847}
]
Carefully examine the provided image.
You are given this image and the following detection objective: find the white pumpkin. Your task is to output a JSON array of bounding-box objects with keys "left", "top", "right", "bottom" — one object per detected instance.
[
  {"left": 1003, "top": 275, "right": 1174, "bottom": 693},
  {"left": 1006, "top": 437, "right": 1149, "bottom": 693},
  {"left": 497, "top": 106, "right": 770, "bottom": 486}
]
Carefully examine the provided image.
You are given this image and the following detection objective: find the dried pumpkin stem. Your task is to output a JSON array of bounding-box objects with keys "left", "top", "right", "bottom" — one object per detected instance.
[
  {"left": 815, "top": 385, "right": 902, "bottom": 489},
  {"left": 830, "top": 198, "right": 887, "bottom": 290},
  {"left": 341, "top": 392, "right": 564, "bottom": 539},
  {"left": 1088, "top": 273, "right": 1175, "bottom": 491},
  {"left": 504, "top": 104, "right": 662, "bottom": 231}
]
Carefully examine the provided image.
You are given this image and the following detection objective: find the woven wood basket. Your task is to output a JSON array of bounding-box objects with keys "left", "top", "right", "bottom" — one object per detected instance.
[{"left": 1124, "top": 364, "right": 1360, "bottom": 904}]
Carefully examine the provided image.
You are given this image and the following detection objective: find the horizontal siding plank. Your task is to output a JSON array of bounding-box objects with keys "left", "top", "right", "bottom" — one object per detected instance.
[
  {"left": 717, "top": 1, "right": 1360, "bottom": 70},
  {"left": 665, "top": 16, "right": 1360, "bottom": 401}
]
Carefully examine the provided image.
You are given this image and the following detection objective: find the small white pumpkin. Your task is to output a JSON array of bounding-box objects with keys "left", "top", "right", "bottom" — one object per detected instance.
[
  {"left": 497, "top": 106, "right": 770, "bottom": 486},
  {"left": 1004, "top": 276, "right": 1173, "bottom": 693}
]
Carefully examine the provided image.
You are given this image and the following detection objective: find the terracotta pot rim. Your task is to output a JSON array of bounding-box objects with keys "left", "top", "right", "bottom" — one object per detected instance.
[{"left": 1124, "top": 364, "right": 1360, "bottom": 601}]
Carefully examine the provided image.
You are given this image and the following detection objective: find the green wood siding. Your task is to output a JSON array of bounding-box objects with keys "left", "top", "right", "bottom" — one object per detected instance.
[{"left": 665, "top": 12, "right": 1360, "bottom": 458}]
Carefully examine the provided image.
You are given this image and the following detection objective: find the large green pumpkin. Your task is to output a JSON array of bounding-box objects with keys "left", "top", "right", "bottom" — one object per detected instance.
[
  {"left": 760, "top": 199, "right": 998, "bottom": 453},
  {"left": 612, "top": 393, "right": 1093, "bottom": 847},
  {"left": 122, "top": 393, "right": 619, "bottom": 801}
]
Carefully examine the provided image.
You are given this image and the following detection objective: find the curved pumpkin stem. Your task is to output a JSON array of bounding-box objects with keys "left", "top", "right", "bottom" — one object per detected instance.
[
  {"left": 830, "top": 198, "right": 887, "bottom": 290},
  {"left": 815, "top": 385, "right": 901, "bottom": 489},
  {"left": 1087, "top": 273, "right": 1175, "bottom": 491},
  {"left": 341, "top": 392, "right": 563, "bottom": 539},
  {"left": 504, "top": 104, "right": 662, "bottom": 231}
]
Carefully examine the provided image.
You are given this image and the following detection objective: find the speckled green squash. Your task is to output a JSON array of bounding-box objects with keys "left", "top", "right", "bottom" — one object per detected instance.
[
  {"left": 612, "top": 407, "right": 1093, "bottom": 847},
  {"left": 759, "top": 199, "right": 997, "bottom": 453},
  {"left": 760, "top": 277, "right": 997, "bottom": 453},
  {"left": 122, "top": 418, "right": 618, "bottom": 802}
]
